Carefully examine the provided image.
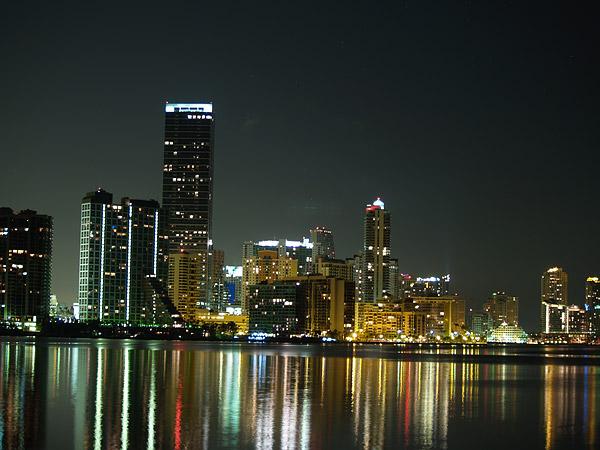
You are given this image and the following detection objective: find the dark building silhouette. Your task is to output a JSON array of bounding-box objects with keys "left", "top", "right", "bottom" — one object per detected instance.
[{"left": 0, "top": 208, "right": 52, "bottom": 326}]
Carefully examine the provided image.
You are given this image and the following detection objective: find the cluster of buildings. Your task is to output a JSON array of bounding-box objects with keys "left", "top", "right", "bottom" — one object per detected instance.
[{"left": 1, "top": 102, "right": 600, "bottom": 344}]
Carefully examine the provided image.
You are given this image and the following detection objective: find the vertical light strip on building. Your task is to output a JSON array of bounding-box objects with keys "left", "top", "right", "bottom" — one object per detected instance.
[
  {"left": 125, "top": 205, "right": 133, "bottom": 323},
  {"left": 98, "top": 204, "right": 106, "bottom": 321},
  {"left": 153, "top": 210, "right": 159, "bottom": 275}
]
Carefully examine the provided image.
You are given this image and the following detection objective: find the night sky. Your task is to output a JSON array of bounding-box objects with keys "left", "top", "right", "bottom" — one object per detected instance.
[{"left": 1, "top": 1, "right": 598, "bottom": 331}]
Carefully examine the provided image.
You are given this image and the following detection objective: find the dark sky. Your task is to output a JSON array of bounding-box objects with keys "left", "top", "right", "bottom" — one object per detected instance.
[{"left": 1, "top": 1, "right": 598, "bottom": 331}]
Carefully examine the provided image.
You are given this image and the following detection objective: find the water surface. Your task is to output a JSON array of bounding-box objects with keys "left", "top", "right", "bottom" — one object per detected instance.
[{"left": 0, "top": 338, "right": 598, "bottom": 449}]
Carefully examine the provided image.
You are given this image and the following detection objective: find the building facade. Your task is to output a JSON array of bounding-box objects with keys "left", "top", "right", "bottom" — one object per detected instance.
[
  {"left": 241, "top": 250, "right": 298, "bottom": 311},
  {"left": 310, "top": 226, "right": 335, "bottom": 264},
  {"left": 0, "top": 208, "right": 52, "bottom": 326},
  {"left": 540, "top": 267, "right": 568, "bottom": 332},
  {"left": 162, "top": 102, "right": 214, "bottom": 307},
  {"left": 484, "top": 292, "right": 519, "bottom": 327},
  {"left": 404, "top": 296, "right": 466, "bottom": 337},
  {"left": 78, "top": 190, "right": 166, "bottom": 325},
  {"left": 361, "top": 198, "right": 391, "bottom": 302},
  {"left": 354, "top": 302, "right": 426, "bottom": 340},
  {"left": 585, "top": 277, "right": 600, "bottom": 335}
]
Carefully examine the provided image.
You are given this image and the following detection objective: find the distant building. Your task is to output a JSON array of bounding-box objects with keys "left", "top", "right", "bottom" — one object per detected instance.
[
  {"left": 248, "top": 275, "right": 349, "bottom": 337},
  {"left": 241, "top": 249, "right": 298, "bottom": 311},
  {"left": 0, "top": 208, "right": 52, "bottom": 326},
  {"left": 224, "top": 265, "right": 243, "bottom": 310},
  {"left": 487, "top": 324, "right": 528, "bottom": 344},
  {"left": 77, "top": 189, "right": 173, "bottom": 325},
  {"left": 361, "top": 198, "right": 391, "bottom": 302},
  {"left": 400, "top": 275, "right": 451, "bottom": 298},
  {"left": 585, "top": 277, "right": 600, "bottom": 335},
  {"left": 315, "top": 257, "right": 353, "bottom": 281},
  {"left": 484, "top": 292, "right": 519, "bottom": 327},
  {"left": 209, "top": 248, "right": 227, "bottom": 312},
  {"left": 162, "top": 102, "right": 214, "bottom": 308},
  {"left": 541, "top": 302, "right": 590, "bottom": 334},
  {"left": 354, "top": 302, "right": 426, "bottom": 340},
  {"left": 168, "top": 252, "right": 201, "bottom": 322},
  {"left": 404, "top": 296, "right": 466, "bottom": 337},
  {"left": 310, "top": 226, "right": 335, "bottom": 264},
  {"left": 470, "top": 312, "right": 490, "bottom": 336},
  {"left": 242, "top": 238, "right": 313, "bottom": 275},
  {"left": 540, "top": 267, "right": 569, "bottom": 332}
]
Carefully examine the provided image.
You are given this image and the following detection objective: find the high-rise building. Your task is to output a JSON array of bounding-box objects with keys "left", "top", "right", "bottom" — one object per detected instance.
[
  {"left": 310, "top": 227, "right": 335, "bottom": 264},
  {"left": 248, "top": 275, "right": 348, "bottom": 337},
  {"left": 78, "top": 189, "right": 172, "bottom": 325},
  {"left": 585, "top": 277, "right": 600, "bottom": 335},
  {"left": 540, "top": 267, "right": 568, "bottom": 332},
  {"left": 224, "top": 265, "right": 243, "bottom": 311},
  {"left": 483, "top": 292, "right": 519, "bottom": 327},
  {"left": 162, "top": 102, "right": 214, "bottom": 306},
  {"left": 208, "top": 248, "right": 227, "bottom": 312},
  {"left": 354, "top": 302, "right": 426, "bottom": 340},
  {"left": 403, "top": 296, "right": 466, "bottom": 337},
  {"left": 401, "top": 275, "right": 451, "bottom": 298},
  {"left": 315, "top": 258, "right": 353, "bottom": 281},
  {"left": 361, "top": 198, "right": 391, "bottom": 302},
  {"left": 241, "top": 249, "right": 298, "bottom": 311},
  {"left": 243, "top": 238, "right": 313, "bottom": 274},
  {"left": 0, "top": 208, "right": 52, "bottom": 326},
  {"left": 167, "top": 251, "right": 200, "bottom": 322}
]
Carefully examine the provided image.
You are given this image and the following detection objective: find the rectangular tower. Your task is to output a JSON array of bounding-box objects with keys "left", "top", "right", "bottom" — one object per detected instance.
[
  {"left": 162, "top": 102, "right": 214, "bottom": 306},
  {"left": 361, "top": 198, "right": 391, "bottom": 302},
  {"left": 0, "top": 208, "right": 52, "bottom": 326},
  {"left": 78, "top": 189, "right": 163, "bottom": 325}
]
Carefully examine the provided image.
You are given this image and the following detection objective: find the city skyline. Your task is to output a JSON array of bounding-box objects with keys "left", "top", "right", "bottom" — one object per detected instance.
[{"left": 1, "top": 2, "right": 599, "bottom": 332}]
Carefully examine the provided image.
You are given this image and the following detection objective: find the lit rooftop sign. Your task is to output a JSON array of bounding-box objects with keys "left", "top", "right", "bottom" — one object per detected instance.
[{"left": 165, "top": 103, "right": 213, "bottom": 113}]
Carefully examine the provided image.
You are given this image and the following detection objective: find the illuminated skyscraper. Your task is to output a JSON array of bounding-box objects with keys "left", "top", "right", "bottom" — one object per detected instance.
[
  {"left": 162, "top": 102, "right": 214, "bottom": 306},
  {"left": 0, "top": 208, "right": 52, "bottom": 326},
  {"left": 585, "top": 276, "right": 600, "bottom": 335},
  {"left": 540, "top": 267, "right": 568, "bottom": 332},
  {"left": 78, "top": 189, "right": 167, "bottom": 325},
  {"left": 361, "top": 198, "right": 391, "bottom": 302}
]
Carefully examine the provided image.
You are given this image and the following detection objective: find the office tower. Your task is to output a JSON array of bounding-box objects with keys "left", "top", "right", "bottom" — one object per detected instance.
[
  {"left": 540, "top": 267, "right": 568, "bottom": 332},
  {"left": 0, "top": 208, "right": 52, "bottom": 326},
  {"left": 162, "top": 102, "right": 214, "bottom": 306},
  {"left": 248, "top": 275, "right": 348, "bottom": 337},
  {"left": 388, "top": 258, "right": 399, "bottom": 299},
  {"left": 484, "top": 292, "right": 519, "bottom": 327},
  {"left": 208, "top": 248, "right": 227, "bottom": 312},
  {"left": 403, "top": 296, "right": 466, "bottom": 336},
  {"left": 310, "top": 226, "right": 335, "bottom": 265},
  {"left": 241, "top": 250, "right": 298, "bottom": 311},
  {"left": 224, "top": 265, "right": 243, "bottom": 310},
  {"left": 585, "top": 277, "right": 600, "bottom": 335},
  {"left": 243, "top": 238, "right": 313, "bottom": 274},
  {"left": 78, "top": 189, "right": 173, "bottom": 325},
  {"left": 347, "top": 254, "right": 363, "bottom": 301},
  {"left": 361, "top": 198, "right": 391, "bottom": 302},
  {"left": 470, "top": 312, "right": 490, "bottom": 336},
  {"left": 167, "top": 251, "right": 200, "bottom": 321}
]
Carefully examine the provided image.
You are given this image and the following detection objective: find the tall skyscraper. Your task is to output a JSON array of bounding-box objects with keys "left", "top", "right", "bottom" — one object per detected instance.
[
  {"left": 0, "top": 208, "right": 52, "bottom": 326},
  {"left": 361, "top": 198, "right": 391, "bottom": 302},
  {"left": 78, "top": 189, "right": 172, "bottom": 325},
  {"left": 585, "top": 276, "right": 600, "bottom": 335},
  {"left": 162, "top": 102, "right": 214, "bottom": 306},
  {"left": 310, "top": 227, "right": 335, "bottom": 265},
  {"left": 540, "top": 267, "right": 568, "bottom": 332}
]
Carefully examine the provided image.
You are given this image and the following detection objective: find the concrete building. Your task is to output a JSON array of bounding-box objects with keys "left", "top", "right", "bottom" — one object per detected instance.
[
  {"left": 168, "top": 251, "right": 201, "bottom": 322},
  {"left": 354, "top": 302, "right": 426, "bottom": 340},
  {"left": 404, "top": 296, "right": 466, "bottom": 337},
  {"left": 585, "top": 276, "right": 600, "bottom": 335},
  {"left": 540, "top": 267, "right": 569, "bottom": 332},
  {"left": 310, "top": 226, "right": 335, "bottom": 264}
]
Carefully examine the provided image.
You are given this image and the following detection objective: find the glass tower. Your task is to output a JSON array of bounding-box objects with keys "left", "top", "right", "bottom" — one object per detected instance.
[{"left": 162, "top": 102, "right": 214, "bottom": 308}]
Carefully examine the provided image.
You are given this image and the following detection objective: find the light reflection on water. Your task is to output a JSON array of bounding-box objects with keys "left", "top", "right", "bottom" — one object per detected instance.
[{"left": 0, "top": 339, "right": 598, "bottom": 450}]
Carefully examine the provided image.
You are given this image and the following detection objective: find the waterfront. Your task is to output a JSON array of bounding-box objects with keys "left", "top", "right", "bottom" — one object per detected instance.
[{"left": 0, "top": 339, "right": 598, "bottom": 449}]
